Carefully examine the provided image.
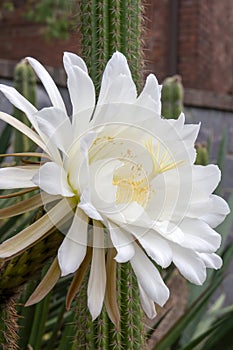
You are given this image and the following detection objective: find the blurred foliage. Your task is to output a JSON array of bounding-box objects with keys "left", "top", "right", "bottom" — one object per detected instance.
[{"left": 0, "top": 0, "right": 77, "bottom": 39}]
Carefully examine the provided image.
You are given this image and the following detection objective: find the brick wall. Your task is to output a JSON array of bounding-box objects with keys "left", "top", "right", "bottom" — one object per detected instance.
[
  {"left": 143, "top": 0, "right": 170, "bottom": 79},
  {"left": 178, "top": 0, "right": 233, "bottom": 94},
  {"left": 0, "top": 4, "right": 80, "bottom": 67},
  {"left": 0, "top": 1, "right": 232, "bottom": 99}
]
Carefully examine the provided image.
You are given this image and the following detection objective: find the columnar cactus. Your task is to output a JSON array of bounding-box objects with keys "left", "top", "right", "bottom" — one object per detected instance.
[
  {"left": 161, "top": 75, "right": 184, "bottom": 119},
  {"left": 195, "top": 143, "right": 209, "bottom": 166},
  {"left": 13, "top": 59, "right": 37, "bottom": 156}
]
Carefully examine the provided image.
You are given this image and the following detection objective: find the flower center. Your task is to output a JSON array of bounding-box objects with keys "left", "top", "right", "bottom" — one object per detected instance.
[
  {"left": 144, "top": 138, "right": 183, "bottom": 177},
  {"left": 113, "top": 175, "right": 150, "bottom": 207}
]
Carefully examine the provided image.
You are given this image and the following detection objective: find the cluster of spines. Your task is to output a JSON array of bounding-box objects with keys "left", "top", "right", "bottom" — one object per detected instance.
[{"left": 0, "top": 298, "right": 19, "bottom": 350}]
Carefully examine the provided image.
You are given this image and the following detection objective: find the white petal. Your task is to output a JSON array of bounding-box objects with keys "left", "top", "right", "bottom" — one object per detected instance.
[
  {"left": 130, "top": 243, "right": 169, "bottom": 306},
  {"left": 136, "top": 74, "right": 161, "bottom": 115},
  {"left": 89, "top": 158, "right": 122, "bottom": 210},
  {"left": 192, "top": 165, "right": 221, "bottom": 197},
  {"left": 0, "top": 84, "right": 38, "bottom": 129},
  {"left": 97, "top": 52, "right": 137, "bottom": 106},
  {"left": 201, "top": 195, "right": 230, "bottom": 228},
  {"left": 67, "top": 131, "right": 96, "bottom": 193},
  {"left": 138, "top": 283, "right": 157, "bottom": 319},
  {"left": 198, "top": 252, "right": 222, "bottom": 269},
  {"left": 63, "top": 57, "right": 95, "bottom": 118},
  {"left": 27, "top": 57, "right": 66, "bottom": 113},
  {"left": 120, "top": 202, "right": 145, "bottom": 224},
  {"left": 58, "top": 207, "right": 88, "bottom": 276},
  {"left": 0, "top": 166, "right": 39, "bottom": 189},
  {"left": 32, "top": 162, "right": 73, "bottom": 197},
  {"left": 63, "top": 52, "right": 88, "bottom": 73},
  {"left": 78, "top": 188, "right": 103, "bottom": 220},
  {"left": 107, "top": 221, "right": 135, "bottom": 262},
  {"left": 127, "top": 226, "right": 172, "bottom": 268},
  {"left": 178, "top": 218, "right": 222, "bottom": 253},
  {"left": 35, "top": 107, "right": 73, "bottom": 154},
  {"left": 171, "top": 244, "right": 206, "bottom": 285},
  {"left": 88, "top": 221, "right": 106, "bottom": 320}
]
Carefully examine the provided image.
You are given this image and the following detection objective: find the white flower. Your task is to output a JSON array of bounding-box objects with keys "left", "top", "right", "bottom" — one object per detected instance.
[{"left": 0, "top": 52, "right": 229, "bottom": 323}]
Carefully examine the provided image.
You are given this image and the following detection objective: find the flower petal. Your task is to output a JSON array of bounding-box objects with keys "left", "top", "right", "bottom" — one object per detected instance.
[
  {"left": 105, "top": 248, "right": 120, "bottom": 327},
  {"left": 192, "top": 165, "right": 221, "bottom": 197},
  {"left": 26, "top": 257, "right": 61, "bottom": 306},
  {"left": 32, "top": 162, "right": 74, "bottom": 197},
  {"left": 97, "top": 52, "right": 137, "bottom": 106},
  {"left": 58, "top": 207, "right": 88, "bottom": 276},
  {"left": 138, "top": 283, "right": 157, "bottom": 319},
  {"left": 107, "top": 221, "right": 135, "bottom": 263},
  {"left": 67, "top": 130, "right": 96, "bottom": 193},
  {"left": 0, "top": 112, "right": 46, "bottom": 152},
  {"left": 200, "top": 194, "right": 230, "bottom": 228},
  {"left": 0, "top": 192, "right": 59, "bottom": 219},
  {"left": 0, "top": 198, "right": 73, "bottom": 258},
  {"left": 130, "top": 243, "right": 169, "bottom": 306},
  {"left": 66, "top": 247, "right": 92, "bottom": 310},
  {"left": 89, "top": 158, "right": 122, "bottom": 210},
  {"left": 63, "top": 52, "right": 88, "bottom": 73},
  {"left": 171, "top": 243, "right": 206, "bottom": 285},
  {"left": 78, "top": 188, "right": 103, "bottom": 220},
  {"left": 198, "top": 252, "right": 222, "bottom": 269},
  {"left": 127, "top": 226, "right": 173, "bottom": 268},
  {"left": 0, "top": 84, "right": 38, "bottom": 128},
  {"left": 177, "top": 218, "right": 222, "bottom": 253},
  {"left": 27, "top": 57, "right": 66, "bottom": 113},
  {"left": 35, "top": 107, "right": 73, "bottom": 154},
  {"left": 136, "top": 74, "right": 161, "bottom": 115},
  {"left": 0, "top": 166, "right": 39, "bottom": 189},
  {"left": 88, "top": 221, "right": 106, "bottom": 320},
  {"left": 63, "top": 54, "right": 95, "bottom": 118}
]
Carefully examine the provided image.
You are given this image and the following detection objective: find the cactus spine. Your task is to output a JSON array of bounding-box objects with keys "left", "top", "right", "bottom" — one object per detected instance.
[
  {"left": 0, "top": 298, "right": 18, "bottom": 350},
  {"left": 161, "top": 75, "right": 184, "bottom": 119},
  {"left": 13, "top": 59, "right": 37, "bottom": 156}
]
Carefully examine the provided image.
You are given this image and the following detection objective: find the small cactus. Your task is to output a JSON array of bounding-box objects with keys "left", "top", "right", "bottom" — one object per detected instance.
[
  {"left": 161, "top": 75, "right": 184, "bottom": 119},
  {"left": 13, "top": 59, "right": 37, "bottom": 156},
  {"left": 195, "top": 143, "right": 209, "bottom": 165}
]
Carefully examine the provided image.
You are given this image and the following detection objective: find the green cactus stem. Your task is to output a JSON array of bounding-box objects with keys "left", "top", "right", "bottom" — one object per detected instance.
[
  {"left": 161, "top": 75, "right": 184, "bottom": 119},
  {"left": 195, "top": 143, "right": 209, "bottom": 166},
  {"left": 13, "top": 59, "right": 37, "bottom": 157}
]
